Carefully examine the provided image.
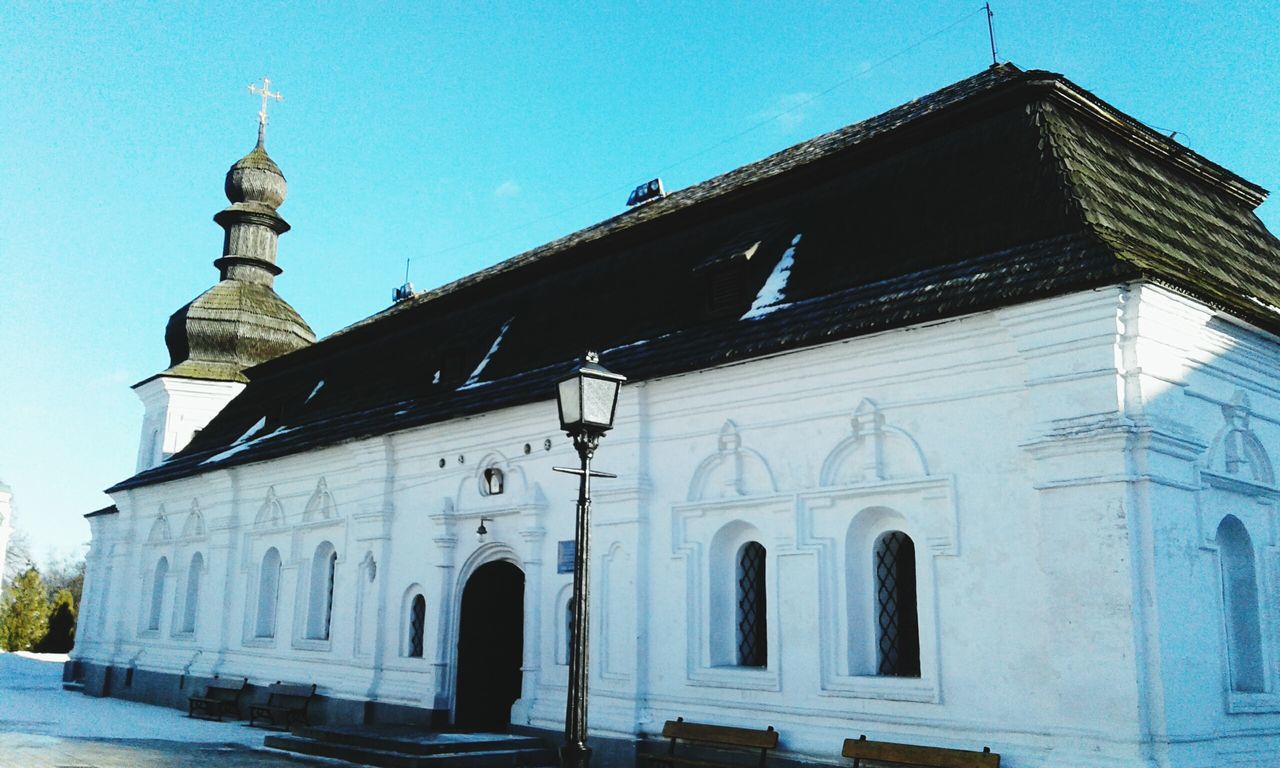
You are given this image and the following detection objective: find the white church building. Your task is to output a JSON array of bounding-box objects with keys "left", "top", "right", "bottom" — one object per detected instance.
[{"left": 69, "top": 64, "right": 1280, "bottom": 767}]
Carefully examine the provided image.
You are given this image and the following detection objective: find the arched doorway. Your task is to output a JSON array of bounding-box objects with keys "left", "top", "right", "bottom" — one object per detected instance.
[{"left": 454, "top": 560, "right": 525, "bottom": 730}]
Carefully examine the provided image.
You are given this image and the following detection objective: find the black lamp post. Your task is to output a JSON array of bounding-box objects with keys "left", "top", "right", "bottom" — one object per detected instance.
[{"left": 553, "top": 351, "right": 625, "bottom": 768}]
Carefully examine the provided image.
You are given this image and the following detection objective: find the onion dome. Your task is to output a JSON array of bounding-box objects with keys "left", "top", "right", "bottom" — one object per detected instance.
[
  {"left": 225, "top": 141, "right": 287, "bottom": 208},
  {"left": 159, "top": 133, "right": 314, "bottom": 383},
  {"left": 163, "top": 280, "right": 314, "bottom": 382}
]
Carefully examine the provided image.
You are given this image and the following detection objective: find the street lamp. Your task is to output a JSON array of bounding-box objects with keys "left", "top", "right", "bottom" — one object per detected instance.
[{"left": 554, "top": 351, "right": 625, "bottom": 768}]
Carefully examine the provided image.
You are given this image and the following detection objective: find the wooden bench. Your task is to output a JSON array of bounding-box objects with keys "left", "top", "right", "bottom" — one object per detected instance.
[
  {"left": 248, "top": 681, "right": 317, "bottom": 730},
  {"left": 641, "top": 717, "right": 778, "bottom": 768},
  {"left": 843, "top": 735, "right": 1000, "bottom": 768},
  {"left": 187, "top": 676, "right": 247, "bottom": 721}
]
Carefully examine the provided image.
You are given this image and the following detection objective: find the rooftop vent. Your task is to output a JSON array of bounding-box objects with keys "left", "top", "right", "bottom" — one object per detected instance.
[
  {"left": 627, "top": 178, "right": 665, "bottom": 207},
  {"left": 392, "top": 282, "right": 415, "bottom": 303}
]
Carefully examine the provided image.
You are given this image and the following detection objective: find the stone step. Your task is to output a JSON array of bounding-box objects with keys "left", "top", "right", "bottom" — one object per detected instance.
[
  {"left": 294, "top": 725, "right": 544, "bottom": 757},
  {"left": 264, "top": 734, "right": 557, "bottom": 768}
]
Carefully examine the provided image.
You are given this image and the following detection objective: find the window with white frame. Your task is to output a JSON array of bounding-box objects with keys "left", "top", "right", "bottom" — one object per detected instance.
[
  {"left": 1217, "top": 515, "right": 1264, "bottom": 693},
  {"left": 147, "top": 557, "right": 168, "bottom": 631},
  {"left": 255, "top": 547, "right": 282, "bottom": 638},
  {"left": 180, "top": 552, "right": 203, "bottom": 634},
  {"left": 840, "top": 505, "right": 937, "bottom": 690},
  {"left": 707, "top": 521, "right": 770, "bottom": 669},
  {"left": 305, "top": 542, "right": 338, "bottom": 641}
]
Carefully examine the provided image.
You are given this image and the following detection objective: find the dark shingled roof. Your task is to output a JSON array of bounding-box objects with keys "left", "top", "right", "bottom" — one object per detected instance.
[
  {"left": 157, "top": 279, "right": 315, "bottom": 385},
  {"left": 110, "top": 63, "right": 1280, "bottom": 493},
  {"left": 85, "top": 505, "right": 119, "bottom": 518}
]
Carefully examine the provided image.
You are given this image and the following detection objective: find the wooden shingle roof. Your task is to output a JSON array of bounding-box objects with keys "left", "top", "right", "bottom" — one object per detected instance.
[{"left": 110, "top": 63, "right": 1280, "bottom": 493}]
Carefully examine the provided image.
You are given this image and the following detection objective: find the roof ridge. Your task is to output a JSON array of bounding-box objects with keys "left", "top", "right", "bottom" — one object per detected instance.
[
  {"left": 110, "top": 64, "right": 1280, "bottom": 493},
  {"left": 315, "top": 64, "right": 1032, "bottom": 341},
  {"left": 1038, "top": 97, "right": 1280, "bottom": 331}
]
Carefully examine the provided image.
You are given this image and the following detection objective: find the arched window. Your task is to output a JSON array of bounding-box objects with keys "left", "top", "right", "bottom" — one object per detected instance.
[
  {"left": 874, "top": 531, "right": 920, "bottom": 677},
  {"left": 736, "top": 541, "right": 767, "bottom": 667},
  {"left": 149, "top": 428, "right": 161, "bottom": 468},
  {"left": 180, "top": 553, "right": 203, "bottom": 633},
  {"left": 306, "top": 542, "right": 338, "bottom": 640},
  {"left": 147, "top": 557, "right": 168, "bottom": 631},
  {"left": 1218, "top": 515, "right": 1264, "bottom": 692},
  {"left": 255, "top": 548, "right": 281, "bottom": 638},
  {"left": 407, "top": 594, "right": 426, "bottom": 658}
]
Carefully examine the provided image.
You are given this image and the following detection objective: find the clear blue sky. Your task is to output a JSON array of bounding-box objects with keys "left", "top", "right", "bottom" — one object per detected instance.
[{"left": 2, "top": 1, "right": 1277, "bottom": 566}]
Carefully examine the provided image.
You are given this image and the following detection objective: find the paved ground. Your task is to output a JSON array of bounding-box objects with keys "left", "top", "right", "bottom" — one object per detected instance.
[
  {"left": 0, "top": 652, "right": 334, "bottom": 768},
  {"left": 0, "top": 733, "right": 335, "bottom": 768}
]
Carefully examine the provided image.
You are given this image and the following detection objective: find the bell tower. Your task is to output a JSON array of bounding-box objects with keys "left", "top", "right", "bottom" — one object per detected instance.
[{"left": 133, "top": 79, "right": 315, "bottom": 471}]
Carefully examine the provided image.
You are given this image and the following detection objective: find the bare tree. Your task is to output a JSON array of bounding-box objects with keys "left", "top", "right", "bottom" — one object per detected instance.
[{"left": 3, "top": 528, "right": 34, "bottom": 585}]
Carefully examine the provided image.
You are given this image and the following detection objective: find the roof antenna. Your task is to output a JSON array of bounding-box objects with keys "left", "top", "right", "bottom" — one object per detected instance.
[
  {"left": 985, "top": 3, "right": 999, "bottom": 67},
  {"left": 392, "top": 258, "right": 415, "bottom": 304}
]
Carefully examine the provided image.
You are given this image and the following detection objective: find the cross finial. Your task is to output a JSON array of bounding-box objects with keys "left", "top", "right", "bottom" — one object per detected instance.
[{"left": 247, "top": 77, "right": 284, "bottom": 147}]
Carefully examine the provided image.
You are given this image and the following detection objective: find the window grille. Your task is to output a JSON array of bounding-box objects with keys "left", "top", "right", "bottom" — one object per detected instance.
[
  {"left": 322, "top": 551, "right": 337, "bottom": 641},
  {"left": 181, "top": 553, "right": 202, "bottom": 634},
  {"left": 1217, "top": 515, "right": 1264, "bottom": 692},
  {"left": 148, "top": 557, "right": 168, "bottom": 631},
  {"left": 255, "top": 548, "right": 281, "bottom": 638},
  {"left": 875, "top": 531, "right": 920, "bottom": 677},
  {"left": 408, "top": 595, "right": 426, "bottom": 658},
  {"left": 736, "top": 541, "right": 767, "bottom": 667},
  {"left": 306, "top": 543, "right": 338, "bottom": 640}
]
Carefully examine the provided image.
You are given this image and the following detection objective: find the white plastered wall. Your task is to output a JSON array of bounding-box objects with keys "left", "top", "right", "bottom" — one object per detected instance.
[
  {"left": 133, "top": 376, "right": 246, "bottom": 471},
  {"left": 1117, "top": 284, "right": 1280, "bottom": 768},
  {"left": 72, "top": 284, "right": 1280, "bottom": 767}
]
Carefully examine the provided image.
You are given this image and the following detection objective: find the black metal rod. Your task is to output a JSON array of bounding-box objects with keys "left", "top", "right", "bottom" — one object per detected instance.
[
  {"left": 985, "top": 2, "right": 998, "bottom": 67},
  {"left": 552, "top": 466, "right": 617, "bottom": 479},
  {"left": 561, "top": 432, "right": 598, "bottom": 768}
]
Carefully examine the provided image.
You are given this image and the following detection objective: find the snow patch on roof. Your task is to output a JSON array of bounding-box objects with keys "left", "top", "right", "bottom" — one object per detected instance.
[
  {"left": 461, "top": 318, "right": 514, "bottom": 389},
  {"left": 305, "top": 380, "right": 325, "bottom": 403},
  {"left": 235, "top": 417, "right": 267, "bottom": 444},
  {"left": 200, "top": 426, "right": 294, "bottom": 466},
  {"left": 1249, "top": 296, "right": 1280, "bottom": 315},
  {"left": 605, "top": 332, "right": 675, "bottom": 354},
  {"left": 742, "top": 234, "right": 802, "bottom": 320}
]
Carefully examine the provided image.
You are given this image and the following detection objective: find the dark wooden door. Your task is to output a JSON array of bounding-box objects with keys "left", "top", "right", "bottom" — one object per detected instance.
[{"left": 454, "top": 560, "right": 525, "bottom": 730}]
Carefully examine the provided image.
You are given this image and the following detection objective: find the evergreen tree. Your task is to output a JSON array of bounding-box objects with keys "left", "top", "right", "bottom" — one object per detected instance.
[
  {"left": 0, "top": 568, "right": 51, "bottom": 651},
  {"left": 36, "top": 588, "right": 76, "bottom": 653},
  {"left": 43, "top": 555, "right": 85, "bottom": 608}
]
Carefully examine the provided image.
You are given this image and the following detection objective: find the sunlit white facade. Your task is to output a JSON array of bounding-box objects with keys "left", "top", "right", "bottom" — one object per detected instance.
[{"left": 72, "top": 283, "right": 1280, "bottom": 767}]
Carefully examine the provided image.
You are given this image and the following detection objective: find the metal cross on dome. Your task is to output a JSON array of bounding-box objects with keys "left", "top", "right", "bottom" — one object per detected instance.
[{"left": 247, "top": 77, "right": 283, "bottom": 144}]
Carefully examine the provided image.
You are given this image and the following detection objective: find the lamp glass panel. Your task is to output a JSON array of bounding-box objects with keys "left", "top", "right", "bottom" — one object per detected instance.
[
  {"left": 558, "top": 377, "right": 581, "bottom": 427},
  {"left": 582, "top": 376, "right": 619, "bottom": 427}
]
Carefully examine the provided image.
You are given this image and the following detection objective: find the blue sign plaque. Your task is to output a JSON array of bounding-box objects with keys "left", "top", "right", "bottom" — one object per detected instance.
[{"left": 557, "top": 540, "right": 576, "bottom": 574}]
